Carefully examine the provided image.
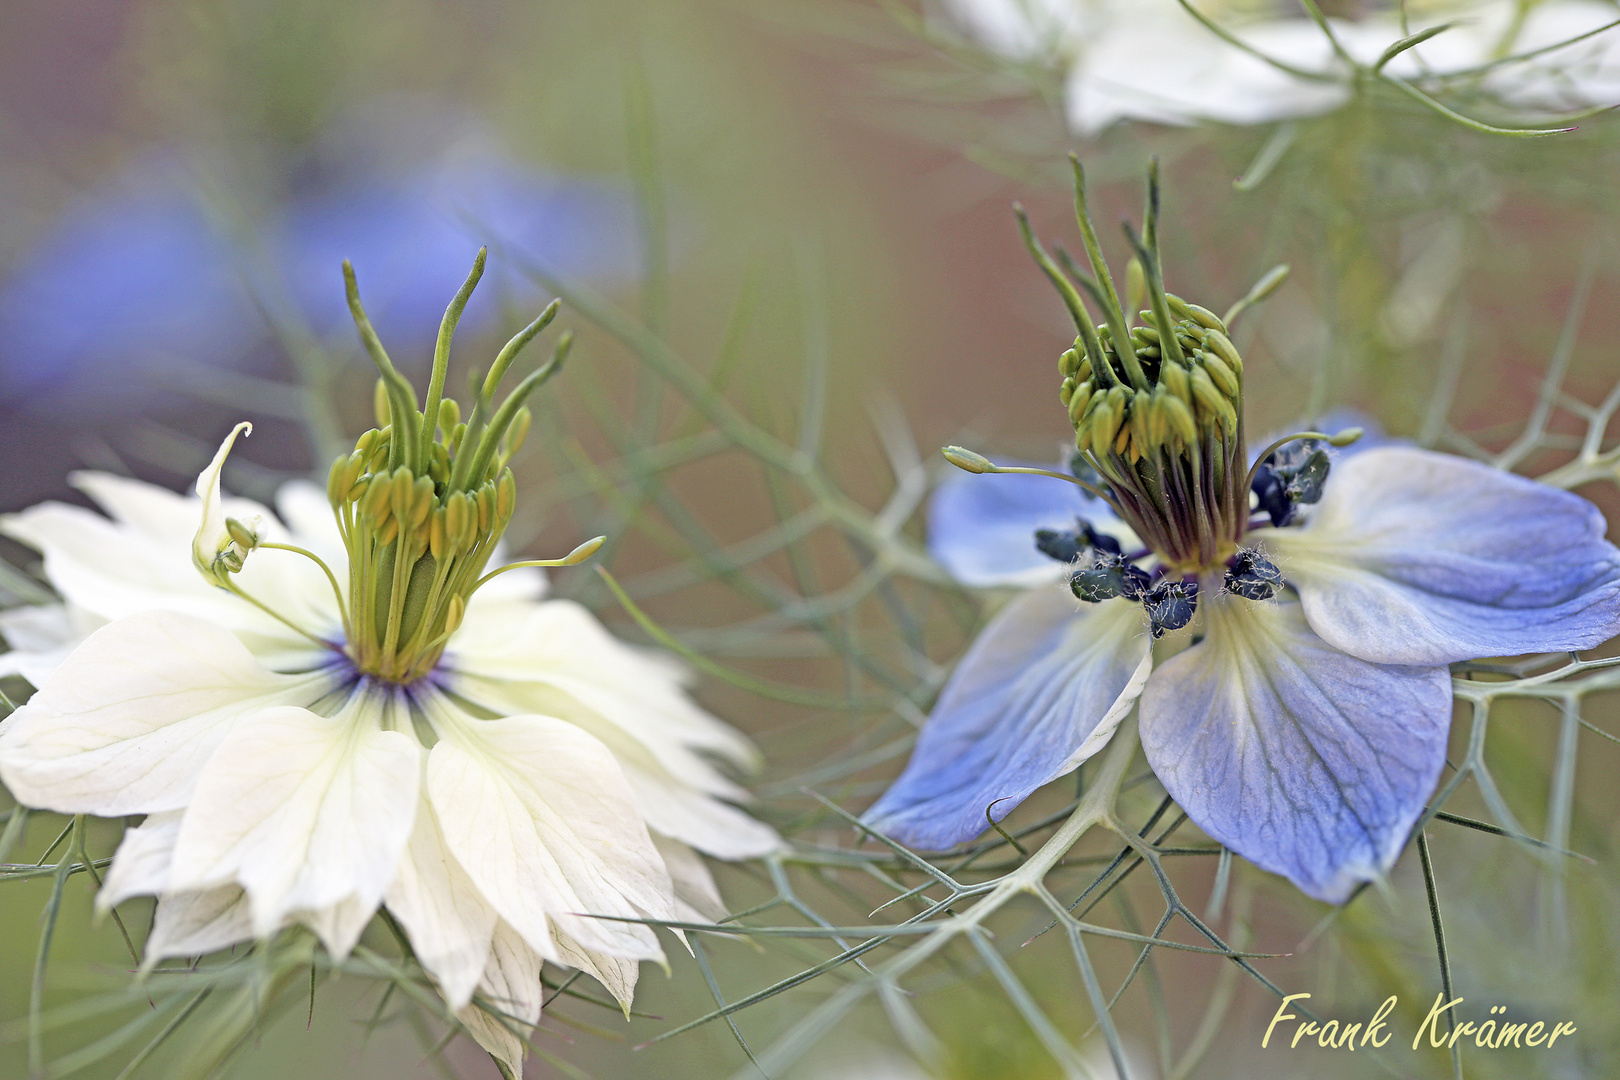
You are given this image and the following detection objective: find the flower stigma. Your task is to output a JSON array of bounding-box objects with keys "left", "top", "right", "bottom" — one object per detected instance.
[{"left": 196, "top": 248, "right": 603, "bottom": 683}]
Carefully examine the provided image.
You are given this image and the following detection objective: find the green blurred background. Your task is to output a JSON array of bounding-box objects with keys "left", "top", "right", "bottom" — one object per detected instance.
[{"left": 2, "top": 1, "right": 1619, "bottom": 1078}]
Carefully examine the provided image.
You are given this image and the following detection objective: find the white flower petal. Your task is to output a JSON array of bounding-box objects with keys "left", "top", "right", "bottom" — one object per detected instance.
[
  {"left": 99, "top": 811, "right": 184, "bottom": 910},
  {"left": 385, "top": 791, "right": 500, "bottom": 1010},
  {"left": 0, "top": 603, "right": 97, "bottom": 687},
  {"left": 297, "top": 894, "right": 377, "bottom": 959},
  {"left": 552, "top": 923, "right": 640, "bottom": 1013},
  {"left": 145, "top": 886, "right": 258, "bottom": 964},
  {"left": 423, "top": 696, "right": 673, "bottom": 965},
  {"left": 652, "top": 834, "right": 728, "bottom": 924},
  {"left": 0, "top": 610, "right": 332, "bottom": 815},
  {"left": 457, "top": 920, "right": 544, "bottom": 1077},
  {"left": 449, "top": 599, "right": 757, "bottom": 768},
  {"left": 1, "top": 474, "right": 340, "bottom": 667},
  {"left": 616, "top": 759, "right": 782, "bottom": 860},
  {"left": 167, "top": 695, "right": 421, "bottom": 954}
]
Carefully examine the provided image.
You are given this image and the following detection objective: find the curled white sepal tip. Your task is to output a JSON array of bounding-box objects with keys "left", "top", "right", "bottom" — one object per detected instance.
[{"left": 192, "top": 421, "right": 261, "bottom": 583}]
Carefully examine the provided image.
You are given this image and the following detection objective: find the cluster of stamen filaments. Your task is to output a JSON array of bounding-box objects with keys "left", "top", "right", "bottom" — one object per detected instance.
[
  {"left": 328, "top": 249, "right": 570, "bottom": 684},
  {"left": 1060, "top": 295, "right": 1248, "bottom": 574},
  {"left": 1021, "top": 158, "right": 1250, "bottom": 578}
]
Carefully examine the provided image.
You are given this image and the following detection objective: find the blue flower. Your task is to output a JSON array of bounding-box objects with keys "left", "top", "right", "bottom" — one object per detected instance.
[
  {"left": 873, "top": 440, "right": 1620, "bottom": 902},
  {"left": 867, "top": 167, "right": 1620, "bottom": 902},
  {"left": 0, "top": 148, "right": 635, "bottom": 415}
]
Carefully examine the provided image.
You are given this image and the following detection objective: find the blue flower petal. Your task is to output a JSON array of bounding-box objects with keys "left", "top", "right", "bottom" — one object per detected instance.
[
  {"left": 1266, "top": 446, "right": 1620, "bottom": 665},
  {"left": 865, "top": 589, "right": 1151, "bottom": 850},
  {"left": 1139, "top": 595, "right": 1452, "bottom": 903},
  {"left": 927, "top": 462, "right": 1119, "bottom": 587}
]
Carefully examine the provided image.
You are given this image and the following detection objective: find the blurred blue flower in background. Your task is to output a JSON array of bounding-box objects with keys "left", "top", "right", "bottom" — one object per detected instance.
[{"left": 0, "top": 109, "right": 638, "bottom": 417}]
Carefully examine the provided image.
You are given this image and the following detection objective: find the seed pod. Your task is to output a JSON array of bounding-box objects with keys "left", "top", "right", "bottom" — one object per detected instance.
[{"left": 1199, "top": 352, "right": 1241, "bottom": 398}]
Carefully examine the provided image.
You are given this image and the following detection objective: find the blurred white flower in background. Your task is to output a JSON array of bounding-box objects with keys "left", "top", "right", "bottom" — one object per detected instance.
[{"left": 938, "top": 0, "right": 1620, "bottom": 133}]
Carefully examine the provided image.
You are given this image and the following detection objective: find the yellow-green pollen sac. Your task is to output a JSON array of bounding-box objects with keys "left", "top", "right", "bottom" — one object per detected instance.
[
  {"left": 315, "top": 249, "right": 588, "bottom": 683},
  {"left": 1019, "top": 157, "right": 1276, "bottom": 576}
]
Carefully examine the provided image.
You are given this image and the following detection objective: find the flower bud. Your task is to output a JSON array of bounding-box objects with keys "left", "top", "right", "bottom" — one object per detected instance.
[{"left": 941, "top": 446, "right": 994, "bottom": 474}]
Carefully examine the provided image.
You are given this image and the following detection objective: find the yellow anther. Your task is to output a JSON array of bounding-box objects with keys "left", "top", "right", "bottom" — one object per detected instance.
[
  {"left": 1203, "top": 331, "right": 1245, "bottom": 377},
  {"left": 438, "top": 397, "right": 461, "bottom": 436},
  {"left": 476, "top": 482, "right": 495, "bottom": 533},
  {"left": 224, "top": 517, "right": 259, "bottom": 549},
  {"left": 1184, "top": 303, "right": 1225, "bottom": 331},
  {"left": 327, "top": 457, "right": 349, "bottom": 507},
  {"left": 496, "top": 470, "right": 517, "bottom": 525},
  {"left": 1161, "top": 392, "right": 1198, "bottom": 444},
  {"left": 504, "top": 407, "right": 533, "bottom": 463},
  {"left": 1067, "top": 380, "right": 1095, "bottom": 425},
  {"left": 1199, "top": 352, "right": 1241, "bottom": 398},
  {"left": 389, "top": 466, "right": 415, "bottom": 523},
  {"left": 443, "top": 594, "right": 466, "bottom": 636},
  {"left": 445, "top": 491, "right": 469, "bottom": 549},
  {"left": 429, "top": 507, "right": 448, "bottom": 561},
  {"left": 409, "top": 475, "right": 435, "bottom": 529},
  {"left": 1159, "top": 362, "right": 1190, "bottom": 403},
  {"left": 362, "top": 473, "right": 394, "bottom": 525}
]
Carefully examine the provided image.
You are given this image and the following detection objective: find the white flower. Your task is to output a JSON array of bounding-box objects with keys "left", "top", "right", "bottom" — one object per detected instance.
[
  {"left": 941, "top": 0, "right": 1620, "bottom": 134},
  {"left": 0, "top": 266, "right": 778, "bottom": 1076}
]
